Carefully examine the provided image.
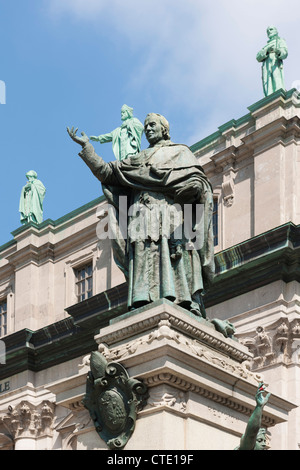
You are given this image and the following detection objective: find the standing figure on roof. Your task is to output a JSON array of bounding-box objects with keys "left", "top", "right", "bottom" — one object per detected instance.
[
  {"left": 256, "top": 26, "right": 288, "bottom": 97},
  {"left": 19, "top": 170, "right": 46, "bottom": 225},
  {"left": 90, "top": 104, "right": 144, "bottom": 161}
]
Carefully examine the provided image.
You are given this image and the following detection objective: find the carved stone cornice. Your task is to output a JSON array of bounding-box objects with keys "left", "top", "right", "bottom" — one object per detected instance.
[
  {"left": 1, "top": 400, "right": 55, "bottom": 441},
  {"left": 205, "top": 222, "right": 300, "bottom": 309},
  {"left": 97, "top": 317, "right": 262, "bottom": 388},
  {"left": 5, "top": 242, "right": 55, "bottom": 270},
  {"left": 96, "top": 300, "right": 252, "bottom": 364},
  {"left": 141, "top": 374, "right": 275, "bottom": 428},
  {"left": 240, "top": 116, "right": 300, "bottom": 155}
]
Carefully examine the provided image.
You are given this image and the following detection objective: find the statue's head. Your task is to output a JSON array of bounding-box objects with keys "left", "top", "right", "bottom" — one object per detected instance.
[
  {"left": 144, "top": 113, "right": 170, "bottom": 146},
  {"left": 254, "top": 428, "right": 268, "bottom": 450},
  {"left": 267, "top": 26, "right": 278, "bottom": 39},
  {"left": 26, "top": 170, "right": 38, "bottom": 182},
  {"left": 121, "top": 104, "right": 133, "bottom": 121}
]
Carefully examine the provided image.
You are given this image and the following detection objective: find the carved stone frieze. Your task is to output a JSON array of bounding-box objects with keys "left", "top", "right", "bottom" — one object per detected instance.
[
  {"left": 146, "top": 386, "right": 187, "bottom": 413},
  {"left": 97, "top": 309, "right": 251, "bottom": 364},
  {"left": 97, "top": 317, "right": 262, "bottom": 386},
  {"left": 237, "top": 318, "right": 300, "bottom": 369},
  {"left": 140, "top": 372, "right": 275, "bottom": 428},
  {"left": 1, "top": 400, "right": 55, "bottom": 441}
]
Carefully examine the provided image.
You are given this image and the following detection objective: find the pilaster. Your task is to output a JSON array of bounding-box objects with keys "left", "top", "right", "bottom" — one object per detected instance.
[{"left": 1, "top": 400, "right": 55, "bottom": 450}]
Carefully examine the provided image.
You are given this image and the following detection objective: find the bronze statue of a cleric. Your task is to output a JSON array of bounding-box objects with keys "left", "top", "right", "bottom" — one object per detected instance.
[{"left": 67, "top": 113, "right": 215, "bottom": 317}]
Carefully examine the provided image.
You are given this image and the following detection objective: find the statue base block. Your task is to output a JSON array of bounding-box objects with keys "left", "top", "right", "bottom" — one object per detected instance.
[{"left": 87, "top": 299, "right": 291, "bottom": 450}]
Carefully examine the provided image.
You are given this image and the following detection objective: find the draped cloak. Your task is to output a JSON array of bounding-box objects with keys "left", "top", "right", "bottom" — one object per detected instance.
[
  {"left": 79, "top": 140, "right": 215, "bottom": 316},
  {"left": 19, "top": 178, "right": 46, "bottom": 225}
]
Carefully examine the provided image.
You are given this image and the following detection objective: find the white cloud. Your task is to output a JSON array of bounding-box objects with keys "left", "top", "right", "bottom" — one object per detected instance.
[
  {"left": 46, "top": 1, "right": 300, "bottom": 85},
  {"left": 46, "top": 0, "right": 300, "bottom": 141}
]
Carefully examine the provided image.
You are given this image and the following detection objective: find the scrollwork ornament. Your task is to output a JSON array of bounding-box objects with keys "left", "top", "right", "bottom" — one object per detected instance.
[{"left": 82, "top": 351, "right": 148, "bottom": 450}]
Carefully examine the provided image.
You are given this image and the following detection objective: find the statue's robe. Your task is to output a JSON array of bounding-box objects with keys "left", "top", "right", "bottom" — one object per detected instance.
[
  {"left": 79, "top": 140, "right": 215, "bottom": 316},
  {"left": 256, "top": 36, "right": 288, "bottom": 96},
  {"left": 97, "top": 117, "right": 144, "bottom": 161},
  {"left": 19, "top": 179, "right": 46, "bottom": 224}
]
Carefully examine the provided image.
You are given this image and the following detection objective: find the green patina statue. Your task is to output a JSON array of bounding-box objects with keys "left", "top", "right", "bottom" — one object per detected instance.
[
  {"left": 67, "top": 112, "right": 215, "bottom": 318},
  {"left": 237, "top": 382, "right": 271, "bottom": 450},
  {"left": 256, "top": 26, "right": 288, "bottom": 97},
  {"left": 90, "top": 104, "right": 144, "bottom": 161},
  {"left": 19, "top": 170, "right": 46, "bottom": 225}
]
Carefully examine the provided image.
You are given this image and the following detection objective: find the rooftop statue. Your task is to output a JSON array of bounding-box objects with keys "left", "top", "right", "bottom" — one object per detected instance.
[
  {"left": 90, "top": 104, "right": 144, "bottom": 161},
  {"left": 256, "top": 26, "right": 288, "bottom": 97},
  {"left": 67, "top": 113, "right": 215, "bottom": 318},
  {"left": 236, "top": 382, "right": 271, "bottom": 450},
  {"left": 19, "top": 170, "right": 46, "bottom": 225}
]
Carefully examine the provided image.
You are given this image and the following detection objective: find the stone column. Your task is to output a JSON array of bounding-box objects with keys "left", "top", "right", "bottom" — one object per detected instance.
[{"left": 1, "top": 400, "right": 55, "bottom": 450}]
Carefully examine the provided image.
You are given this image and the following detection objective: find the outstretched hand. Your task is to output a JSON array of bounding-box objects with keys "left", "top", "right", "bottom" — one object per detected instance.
[
  {"left": 67, "top": 126, "right": 89, "bottom": 146},
  {"left": 256, "top": 383, "right": 271, "bottom": 408}
]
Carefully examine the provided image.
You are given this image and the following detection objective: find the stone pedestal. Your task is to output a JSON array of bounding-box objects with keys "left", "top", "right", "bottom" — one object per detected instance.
[{"left": 50, "top": 300, "right": 294, "bottom": 450}]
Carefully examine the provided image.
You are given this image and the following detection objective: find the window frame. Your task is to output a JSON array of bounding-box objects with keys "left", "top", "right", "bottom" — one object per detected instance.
[
  {"left": 74, "top": 262, "right": 93, "bottom": 303},
  {"left": 0, "top": 299, "right": 7, "bottom": 337}
]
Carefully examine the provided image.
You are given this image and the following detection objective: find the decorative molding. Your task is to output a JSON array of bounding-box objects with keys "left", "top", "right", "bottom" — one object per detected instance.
[
  {"left": 140, "top": 372, "right": 274, "bottom": 427},
  {"left": 97, "top": 315, "right": 262, "bottom": 387},
  {"left": 237, "top": 317, "right": 300, "bottom": 368},
  {"left": 222, "top": 167, "right": 237, "bottom": 207},
  {"left": 205, "top": 222, "right": 300, "bottom": 309},
  {"left": 1, "top": 400, "right": 55, "bottom": 441},
  {"left": 5, "top": 243, "right": 55, "bottom": 270},
  {"left": 146, "top": 387, "right": 187, "bottom": 413},
  {"left": 97, "top": 308, "right": 251, "bottom": 364}
]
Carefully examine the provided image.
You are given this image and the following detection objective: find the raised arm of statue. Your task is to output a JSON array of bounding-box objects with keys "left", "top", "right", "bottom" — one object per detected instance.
[
  {"left": 67, "top": 126, "right": 118, "bottom": 186},
  {"left": 90, "top": 132, "right": 113, "bottom": 143},
  {"left": 238, "top": 383, "right": 270, "bottom": 450}
]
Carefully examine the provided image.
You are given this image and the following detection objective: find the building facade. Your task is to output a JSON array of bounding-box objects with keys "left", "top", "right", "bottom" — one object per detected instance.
[{"left": 0, "top": 89, "right": 299, "bottom": 450}]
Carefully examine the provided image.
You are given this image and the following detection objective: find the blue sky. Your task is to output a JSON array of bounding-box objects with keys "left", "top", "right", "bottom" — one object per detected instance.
[{"left": 0, "top": 0, "right": 300, "bottom": 246}]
